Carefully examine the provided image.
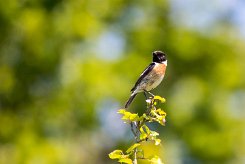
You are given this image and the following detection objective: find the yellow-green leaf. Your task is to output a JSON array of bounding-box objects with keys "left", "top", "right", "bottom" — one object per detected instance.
[
  {"left": 140, "top": 127, "right": 148, "bottom": 140},
  {"left": 126, "top": 143, "right": 141, "bottom": 153},
  {"left": 148, "top": 155, "right": 163, "bottom": 164},
  {"left": 138, "top": 115, "right": 145, "bottom": 121},
  {"left": 142, "top": 125, "right": 150, "bottom": 134},
  {"left": 121, "top": 113, "right": 139, "bottom": 121},
  {"left": 150, "top": 130, "right": 159, "bottom": 137},
  {"left": 142, "top": 114, "right": 150, "bottom": 121},
  {"left": 129, "top": 113, "right": 139, "bottom": 121},
  {"left": 108, "top": 150, "right": 123, "bottom": 159},
  {"left": 154, "top": 139, "right": 161, "bottom": 145},
  {"left": 118, "top": 109, "right": 139, "bottom": 122},
  {"left": 156, "top": 108, "right": 166, "bottom": 116},
  {"left": 118, "top": 158, "right": 133, "bottom": 164},
  {"left": 154, "top": 96, "right": 166, "bottom": 103},
  {"left": 118, "top": 109, "right": 127, "bottom": 114}
]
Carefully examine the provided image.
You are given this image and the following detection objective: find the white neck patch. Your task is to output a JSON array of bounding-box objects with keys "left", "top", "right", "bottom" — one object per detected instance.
[{"left": 162, "top": 60, "right": 167, "bottom": 66}]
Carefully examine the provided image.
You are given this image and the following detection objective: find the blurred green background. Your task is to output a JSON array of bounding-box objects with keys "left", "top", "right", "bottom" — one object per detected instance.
[{"left": 0, "top": 0, "right": 245, "bottom": 163}]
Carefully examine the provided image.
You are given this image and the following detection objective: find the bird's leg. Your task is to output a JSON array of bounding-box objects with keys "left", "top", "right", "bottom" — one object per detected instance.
[
  {"left": 144, "top": 90, "right": 155, "bottom": 97},
  {"left": 148, "top": 92, "right": 155, "bottom": 97},
  {"left": 143, "top": 91, "right": 148, "bottom": 99}
]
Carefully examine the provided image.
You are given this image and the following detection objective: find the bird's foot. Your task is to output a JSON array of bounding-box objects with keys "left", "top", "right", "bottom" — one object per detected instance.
[{"left": 144, "top": 90, "right": 155, "bottom": 99}]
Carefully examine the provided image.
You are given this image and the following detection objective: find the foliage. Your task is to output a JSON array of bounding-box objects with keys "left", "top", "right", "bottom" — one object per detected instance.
[
  {"left": 0, "top": 0, "right": 245, "bottom": 163},
  {"left": 109, "top": 96, "right": 166, "bottom": 164}
]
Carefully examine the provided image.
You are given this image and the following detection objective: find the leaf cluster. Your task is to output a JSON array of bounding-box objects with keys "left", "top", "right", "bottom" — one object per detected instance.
[{"left": 109, "top": 95, "right": 166, "bottom": 164}]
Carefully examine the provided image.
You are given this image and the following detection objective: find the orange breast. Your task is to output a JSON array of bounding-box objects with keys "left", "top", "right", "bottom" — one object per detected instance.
[
  {"left": 133, "top": 63, "right": 167, "bottom": 93},
  {"left": 143, "top": 63, "right": 166, "bottom": 91},
  {"left": 154, "top": 63, "right": 166, "bottom": 75}
]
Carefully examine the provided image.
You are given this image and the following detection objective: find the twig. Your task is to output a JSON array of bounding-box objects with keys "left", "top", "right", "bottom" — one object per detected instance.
[
  {"left": 130, "top": 122, "right": 137, "bottom": 140},
  {"left": 133, "top": 148, "right": 137, "bottom": 164}
]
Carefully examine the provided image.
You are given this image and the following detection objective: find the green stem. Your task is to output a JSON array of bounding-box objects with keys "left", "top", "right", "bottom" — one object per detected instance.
[
  {"left": 130, "top": 97, "right": 157, "bottom": 163},
  {"left": 133, "top": 148, "right": 137, "bottom": 164}
]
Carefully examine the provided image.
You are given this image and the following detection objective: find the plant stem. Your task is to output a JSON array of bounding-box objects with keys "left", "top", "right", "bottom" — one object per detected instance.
[
  {"left": 130, "top": 97, "right": 158, "bottom": 163},
  {"left": 133, "top": 148, "right": 137, "bottom": 164},
  {"left": 130, "top": 122, "right": 137, "bottom": 140}
]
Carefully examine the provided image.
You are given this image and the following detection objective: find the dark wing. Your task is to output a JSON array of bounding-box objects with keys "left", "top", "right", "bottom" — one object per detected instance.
[{"left": 131, "top": 62, "right": 155, "bottom": 92}]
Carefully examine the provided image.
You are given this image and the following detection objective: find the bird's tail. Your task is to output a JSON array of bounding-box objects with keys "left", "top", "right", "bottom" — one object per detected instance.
[{"left": 125, "top": 93, "right": 137, "bottom": 108}]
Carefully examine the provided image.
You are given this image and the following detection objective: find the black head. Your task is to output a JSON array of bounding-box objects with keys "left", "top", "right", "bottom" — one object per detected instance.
[{"left": 152, "top": 51, "right": 167, "bottom": 63}]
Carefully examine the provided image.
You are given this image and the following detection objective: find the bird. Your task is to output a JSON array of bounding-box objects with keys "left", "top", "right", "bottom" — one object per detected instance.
[{"left": 125, "top": 51, "right": 167, "bottom": 108}]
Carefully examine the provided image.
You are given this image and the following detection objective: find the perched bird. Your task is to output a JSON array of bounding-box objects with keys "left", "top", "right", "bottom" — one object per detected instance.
[{"left": 125, "top": 51, "right": 167, "bottom": 108}]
